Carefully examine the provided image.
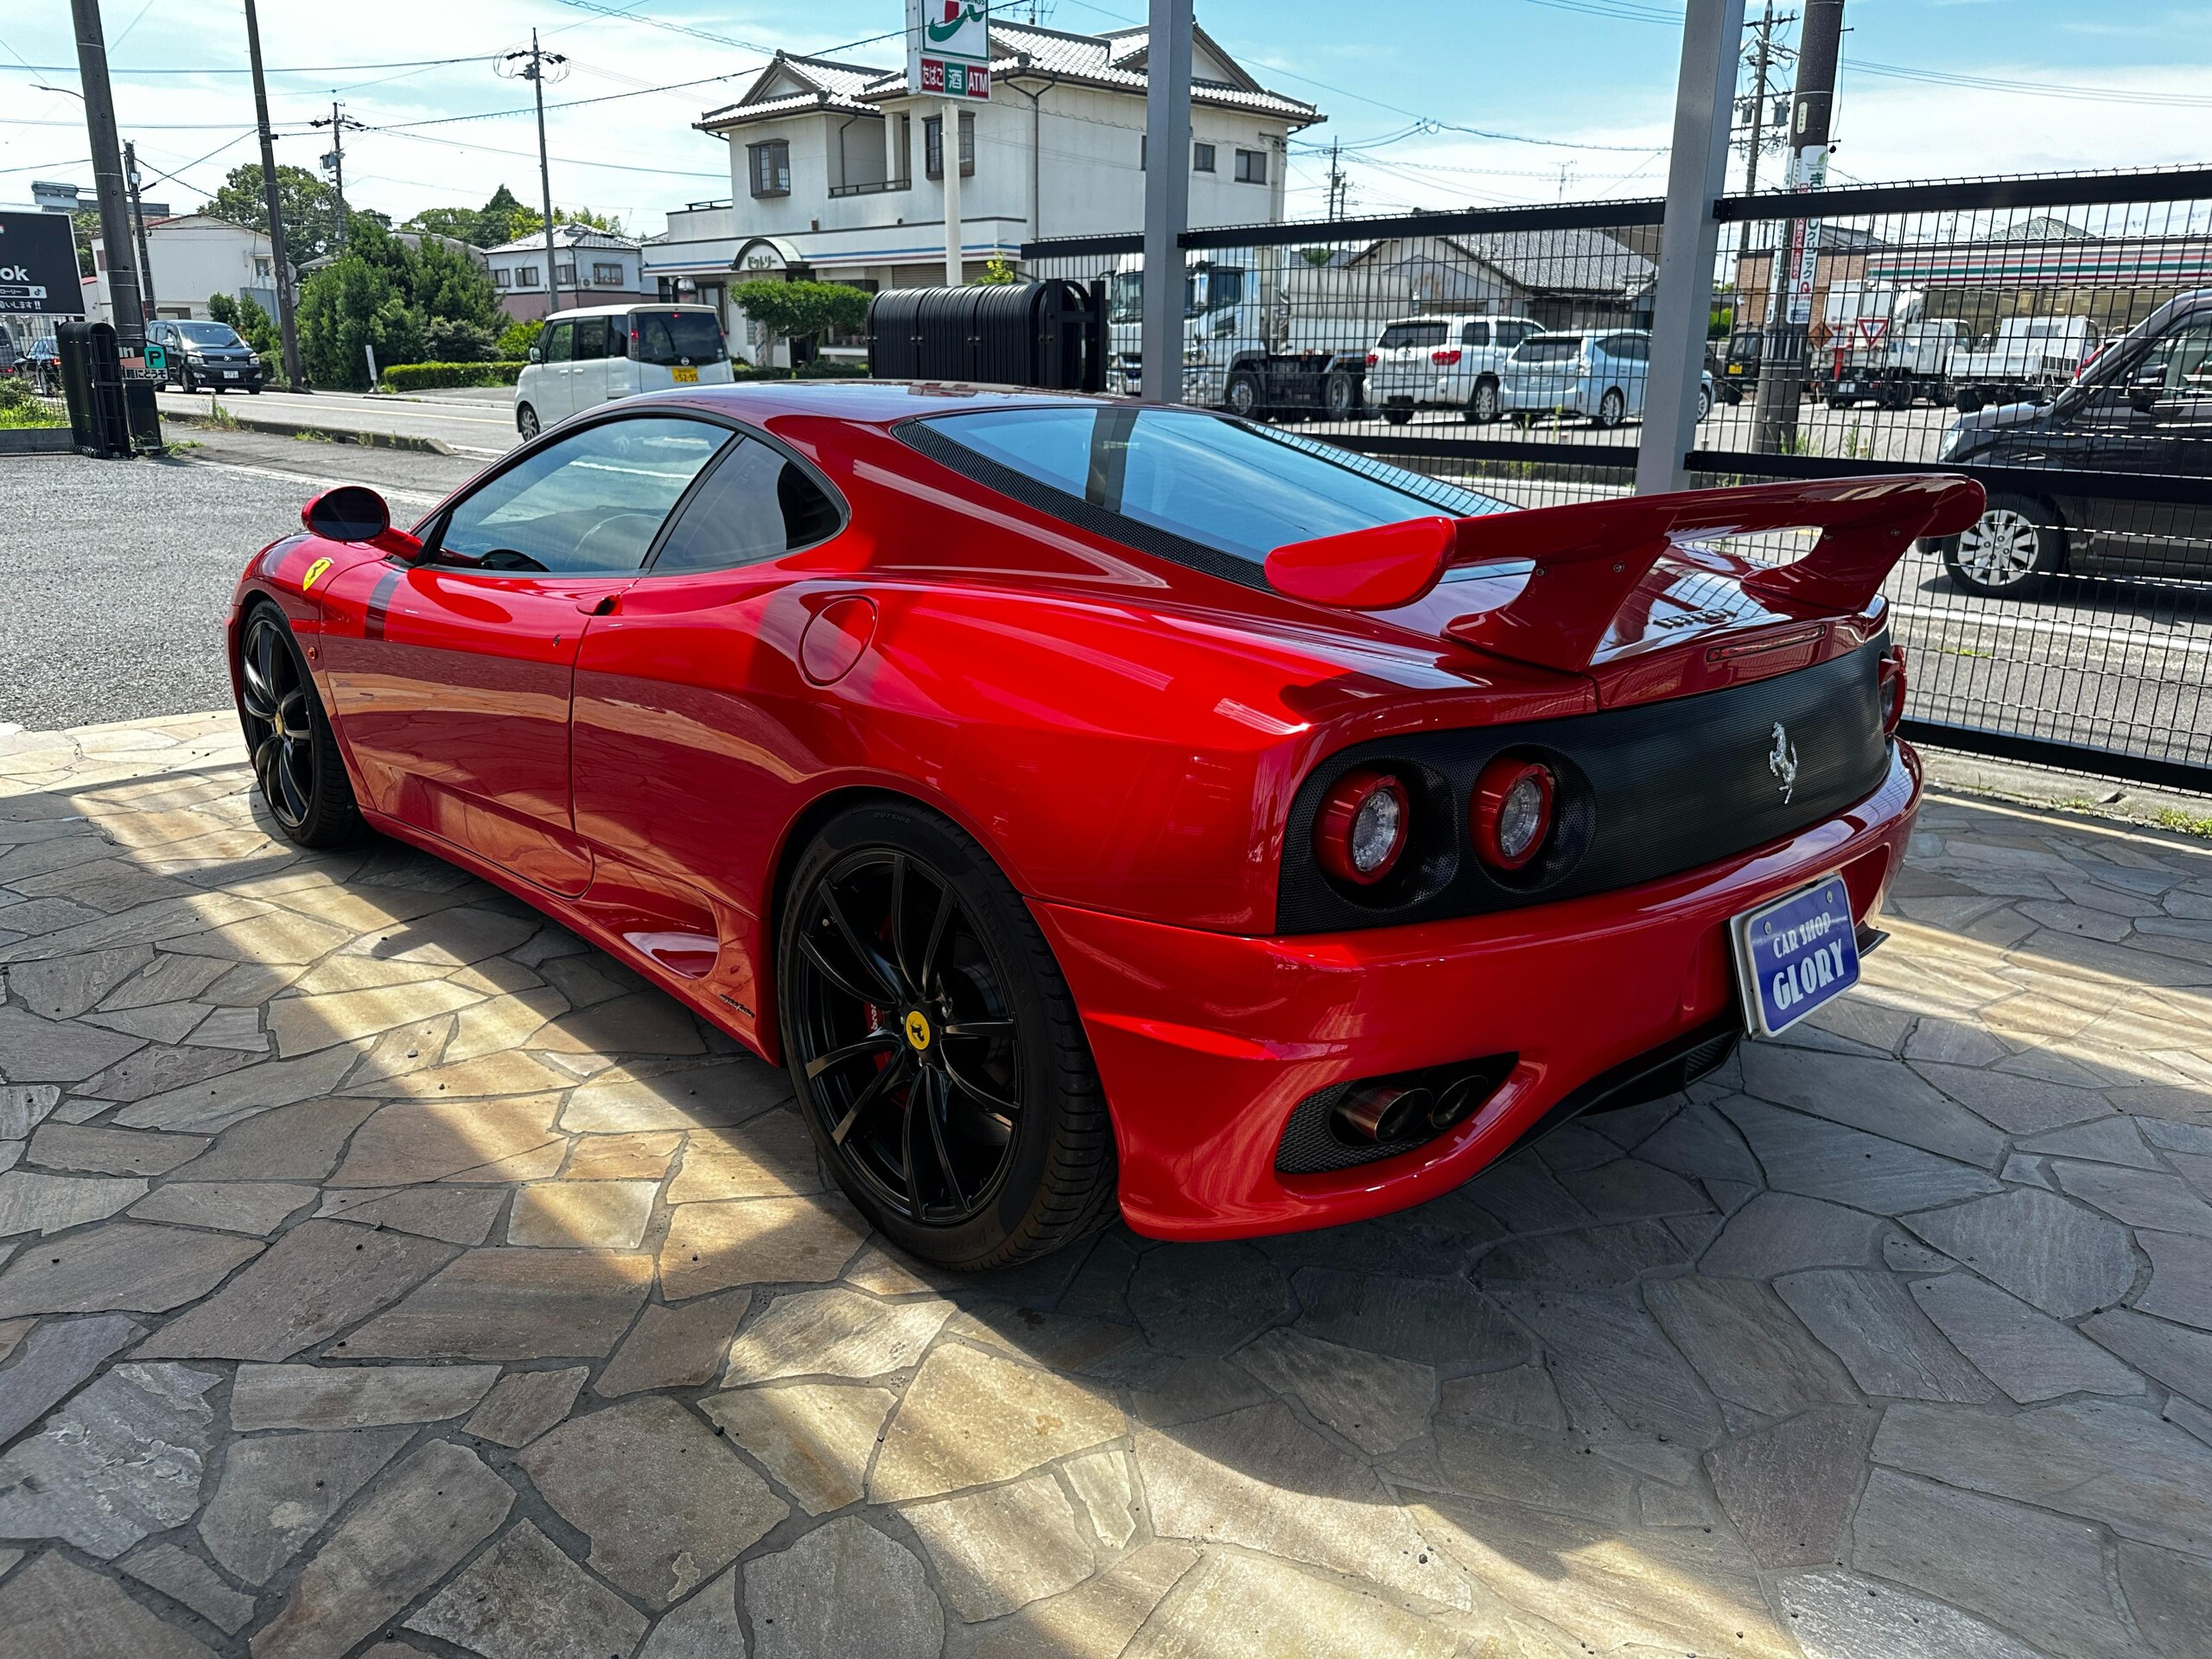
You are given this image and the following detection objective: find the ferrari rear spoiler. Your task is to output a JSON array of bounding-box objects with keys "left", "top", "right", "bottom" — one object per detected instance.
[{"left": 1263, "top": 474, "right": 1985, "bottom": 674}]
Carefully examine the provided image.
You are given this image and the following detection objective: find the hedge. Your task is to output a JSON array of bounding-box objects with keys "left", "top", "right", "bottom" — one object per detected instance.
[{"left": 378, "top": 360, "right": 526, "bottom": 392}]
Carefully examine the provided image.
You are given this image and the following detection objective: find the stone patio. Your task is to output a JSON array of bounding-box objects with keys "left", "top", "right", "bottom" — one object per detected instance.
[{"left": 0, "top": 710, "right": 2206, "bottom": 1657}]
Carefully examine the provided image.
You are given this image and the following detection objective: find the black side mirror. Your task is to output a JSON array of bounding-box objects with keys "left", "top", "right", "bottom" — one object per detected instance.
[{"left": 302, "top": 485, "right": 391, "bottom": 543}]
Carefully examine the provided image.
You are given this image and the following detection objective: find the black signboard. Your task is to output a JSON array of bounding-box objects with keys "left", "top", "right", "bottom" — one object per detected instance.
[{"left": 0, "top": 212, "right": 85, "bottom": 316}]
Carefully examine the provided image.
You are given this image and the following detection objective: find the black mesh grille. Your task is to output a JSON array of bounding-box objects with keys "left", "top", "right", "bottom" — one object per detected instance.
[
  {"left": 1274, "top": 1082, "right": 1433, "bottom": 1175},
  {"left": 1277, "top": 637, "right": 1891, "bottom": 933}
]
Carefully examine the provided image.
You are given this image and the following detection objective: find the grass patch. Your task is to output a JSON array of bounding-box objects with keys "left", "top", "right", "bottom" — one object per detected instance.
[
  {"left": 202, "top": 397, "right": 241, "bottom": 431},
  {"left": 2156, "top": 807, "right": 2212, "bottom": 840},
  {"left": 0, "top": 404, "right": 65, "bottom": 429},
  {"left": 290, "top": 428, "right": 335, "bottom": 443}
]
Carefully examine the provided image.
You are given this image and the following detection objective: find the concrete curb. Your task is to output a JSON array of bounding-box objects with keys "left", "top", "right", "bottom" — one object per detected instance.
[
  {"left": 160, "top": 410, "right": 455, "bottom": 455},
  {"left": 1918, "top": 743, "right": 2210, "bottom": 837},
  {"left": 0, "top": 427, "right": 73, "bottom": 455}
]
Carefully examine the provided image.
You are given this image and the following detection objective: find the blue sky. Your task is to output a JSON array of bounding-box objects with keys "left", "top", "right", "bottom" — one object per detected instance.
[{"left": 3, "top": 1, "right": 2208, "bottom": 232}]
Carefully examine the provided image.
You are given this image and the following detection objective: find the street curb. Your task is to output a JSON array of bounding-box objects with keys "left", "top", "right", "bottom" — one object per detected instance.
[
  {"left": 159, "top": 410, "right": 455, "bottom": 456},
  {"left": 0, "top": 428, "right": 73, "bottom": 455},
  {"left": 1918, "top": 744, "right": 2211, "bottom": 837}
]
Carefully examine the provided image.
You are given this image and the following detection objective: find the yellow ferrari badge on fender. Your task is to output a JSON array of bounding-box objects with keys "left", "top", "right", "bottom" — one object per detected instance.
[{"left": 301, "top": 556, "right": 333, "bottom": 591}]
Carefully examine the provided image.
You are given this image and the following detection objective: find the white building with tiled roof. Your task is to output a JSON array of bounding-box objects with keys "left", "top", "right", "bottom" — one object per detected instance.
[
  {"left": 483, "top": 223, "right": 652, "bottom": 323},
  {"left": 647, "top": 16, "right": 1321, "bottom": 360}
]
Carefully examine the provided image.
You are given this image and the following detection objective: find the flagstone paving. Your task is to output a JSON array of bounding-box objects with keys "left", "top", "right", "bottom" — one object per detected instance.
[{"left": 0, "top": 713, "right": 2210, "bottom": 1656}]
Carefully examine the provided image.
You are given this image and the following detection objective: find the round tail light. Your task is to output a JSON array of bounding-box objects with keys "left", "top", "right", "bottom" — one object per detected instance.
[
  {"left": 1472, "top": 756, "right": 1555, "bottom": 871},
  {"left": 1315, "top": 768, "right": 1411, "bottom": 886}
]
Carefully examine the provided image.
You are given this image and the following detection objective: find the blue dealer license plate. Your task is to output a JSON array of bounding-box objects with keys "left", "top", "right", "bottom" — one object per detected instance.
[{"left": 1731, "top": 874, "right": 1860, "bottom": 1037}]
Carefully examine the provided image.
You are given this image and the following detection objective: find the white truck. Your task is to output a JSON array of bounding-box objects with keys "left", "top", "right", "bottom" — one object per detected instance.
[
  {"left": 1948, "top": 314, "right": 2100, "bottom": 412},
  {"left": 1104, "top": 254, "right": 1387, "bottom": 421},
  {"left": 1814, "top": 284, "right": 1967, "bottom": 410}
]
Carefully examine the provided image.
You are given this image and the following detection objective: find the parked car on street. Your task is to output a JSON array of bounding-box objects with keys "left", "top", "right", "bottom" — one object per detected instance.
[
  {"left": 514, "top": 303, "right": 732, "bottom": 437},
  {"left": 1497, "top": 330, "right": 1712, "bottom": 427},
  {"left": 1927, "top": 288, "right": 2212, "bottom": 596},
  {"left": 230, "top": 380, "right": 1973, "bottom": 1265},
  {"left": 149, "top": 318, "right": 264, "bottom": 393},
  {"left": 1364, "top": 314, "right": 1545, "bottom": 424}
]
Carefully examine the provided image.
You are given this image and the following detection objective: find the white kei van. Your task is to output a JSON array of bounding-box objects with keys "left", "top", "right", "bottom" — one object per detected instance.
[{"left": 514, "top": 303, "right": 734, "bottom": 436}]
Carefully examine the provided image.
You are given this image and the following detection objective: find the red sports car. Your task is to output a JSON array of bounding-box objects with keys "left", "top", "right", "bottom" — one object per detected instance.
[{"left": 229, "top": 383, "right": 1979, "bottom": 1268}]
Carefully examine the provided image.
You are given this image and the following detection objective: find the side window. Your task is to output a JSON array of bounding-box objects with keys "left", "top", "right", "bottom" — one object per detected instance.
[
  {"left": 543, "top": 323, "right": 573, "bottom": 364},
  {"left": 575, "top": 317, "right": 607, "bottom": 359},
  {"left": 1462, "top": 321, "right": 1490, "bottom": 348},
  {"left": 2145, "top": 322, "right": 2212, "bottom": 397},
  {"left": 650, "top": 437, "right": 843, "bottom": 574},
  {"left": 435, "top": 418, "right": 732, "bottom": 575}
]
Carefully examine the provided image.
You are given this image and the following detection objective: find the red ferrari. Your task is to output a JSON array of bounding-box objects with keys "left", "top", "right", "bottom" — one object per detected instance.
[{"left": 229, "top": 383, "right": 1979, "bottom": 1268}]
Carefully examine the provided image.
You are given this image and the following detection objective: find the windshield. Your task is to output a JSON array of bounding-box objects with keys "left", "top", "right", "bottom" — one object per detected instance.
[
  {"left": 175, "top": 321, "right": 244, "bottom": 346},
  {"left": 632, "top": 312, "right": 726, "bottom": 365},
  {"left": 1516, "top": 334, "right": 1587, "bottom": 363},
  {"left": 923, "top": 404, "right": 1506, "bottom": 567},
  {"left": 1378, "top": 321, "right": 1447, "bottom": 351},
  {"left": 1105, "top": 268, "right": 1240, "bottom": 326}
]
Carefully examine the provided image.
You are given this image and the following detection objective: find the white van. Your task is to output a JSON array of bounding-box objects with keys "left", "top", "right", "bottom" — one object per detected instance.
[{"left": 514, "top": 303, "right": 734, "bottom": 437}]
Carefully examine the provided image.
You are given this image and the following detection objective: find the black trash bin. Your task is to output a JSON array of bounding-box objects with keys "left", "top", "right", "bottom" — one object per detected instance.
[
  {"left": 54, "top": 321, "right": 159, "bottom": 458},
  {"left": 867, "top": 280, "right": 1106, "bottom": 392}
]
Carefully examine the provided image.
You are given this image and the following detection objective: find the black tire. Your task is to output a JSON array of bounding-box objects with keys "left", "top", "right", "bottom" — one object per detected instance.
[
  {"left": 1224, "top": 371, "right": 1263, "bottom": 421},
  {"left": 1383, "top": 406, "right": 1414, "bottom": 426},
  {"left": 237, "top": 604, "right": 364, "bottom": 848},
  {"left": 779, "top": 802, "right": 1116, "bottom": 1269},
  {"left": 1938, "top": 493, "right": 2066, "bottom": 598},
  {"left": 245, "top": 384, "right": 262, "bottom": 395},
  {"left": 1323, "top": 370, "right": 1359, "bottom": 420},
  {"left": 1594, "top": 387, "right": 1627, "bottom": 429},
  {"left": 1955, "top": 389, "right": 1984, "bottom": 414},
  {"left": 1463, "top": 377, "right": 1502, "bottom": 425},
  {"left": 180, "top": 371, "right": 196, "bottom": 394},
  {"left": 516, "top": 403, "right": 541, "bottom": 439},
  {"left": 1826, "top": 393, "right": 1853, "bottom": 409},
  {"left": 1696, "top": 383, "right": 1713, "bottom": 422},
  {"left": 1720, "top": 385, "right": 1743, "bottom": 405}
]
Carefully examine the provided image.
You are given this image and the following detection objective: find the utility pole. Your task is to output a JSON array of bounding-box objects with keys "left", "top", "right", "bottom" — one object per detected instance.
[
  {"left": 1753, "top": 0, "right": 1843, "bottom": 454},
  {"left": 68, "top": 0, "right": 145, "bottom": 353},
  {"left": 243, "top": 0, "right": 303, "bottom": 388},
  {"left": 943, "top": 99, "right": 963, "bottom": 287},
  {"left": 1738, "top": 0, "right": 1792, "bottom": 200},
  {"left": 1325, "top": 138, "right": 1346, "bottom": 221},
  {"left": 502, "top": 34, "right": 569, "bottom": 321},
  {"left": 124, "top": 138, "right": 157, "bottom": 317},
  {"left": 311, "top": 102, "right": 365, "bottom": 250},
  {"left": 1140, "top": 0, "right": 1193, "bottom": 403}
]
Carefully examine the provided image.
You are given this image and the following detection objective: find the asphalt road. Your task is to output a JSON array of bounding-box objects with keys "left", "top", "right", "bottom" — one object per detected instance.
[{"left": 155, "top": 385, "right": 523, "bottom": 459}]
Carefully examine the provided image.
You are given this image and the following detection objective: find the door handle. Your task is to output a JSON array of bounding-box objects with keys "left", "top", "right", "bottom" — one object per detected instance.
[{"left": 579, "top": 594, "right": 620, "bottom": 616}]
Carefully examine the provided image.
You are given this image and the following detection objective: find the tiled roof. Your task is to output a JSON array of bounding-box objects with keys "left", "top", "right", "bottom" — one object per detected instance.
[
  {"left": 697, "top": 24, "right": 1318, "bottom": 133},
  {"left": 483, "top": 224, "right": 639, "bottom": 255}
]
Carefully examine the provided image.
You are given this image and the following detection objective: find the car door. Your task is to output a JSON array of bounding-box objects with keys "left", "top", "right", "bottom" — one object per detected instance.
[
  {"left": 569, "top": 431, "right": 848, "bottom": 1031},
  {"left": 537, "top": 321, "right": 575, "bottom": 423},
  {"left": 315, "top": 415, "right": 734, "bottom": 894},
  {"left": 2071, "top": 315, "right": 2212, "bottom": 573},
  {"left": 572, "top": 316, "right": 610, "bottom": 416},
  {"left": 1450, "top": 320, "right": 1490, "bottom": 403}
]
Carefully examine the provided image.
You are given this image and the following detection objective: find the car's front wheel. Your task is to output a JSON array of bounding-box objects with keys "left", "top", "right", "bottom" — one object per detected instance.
[
  {"left": 1696, "top": 383, "right": 1713, "bottom": 422},
  {"left": 1382, "top": 406, "right": 1413, "bottom": 426},
  {"left": 1594, "top": 387, "right": 1628, "bottom": 428},
  {"left": 1224, "top": 371, "right": 1263, "bottom": 420},
  {"left": 516, "top": 403, "right": 541, "bottom": 439},
  {"left": 238, "top": 605, "right": 363, "bottom": 848},
  {"left": 779, "top": 802, "right": 1116, "bottom": 1269},
  {"left": 1940, "top": 493, "right": 2066, "bottom": 597},
  {"left": 1464, "top": 378, "right": 1502, "bottom": 424}
]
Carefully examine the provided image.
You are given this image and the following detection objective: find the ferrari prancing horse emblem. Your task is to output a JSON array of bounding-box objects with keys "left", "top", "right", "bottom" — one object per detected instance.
[
  {"left": 1769, "top": 721, "right": 1800, "bottom": 804},
  {"left": 905, "top": 1009, "right": 933, "bottom": 1052}
]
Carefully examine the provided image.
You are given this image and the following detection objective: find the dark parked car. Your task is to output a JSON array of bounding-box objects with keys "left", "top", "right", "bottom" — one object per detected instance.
[
  {"left": 1929, "top": 288, "right": 2212, "bottom": 596},
  {"left": 150, "top": 318, "right": 264, "bottom": 393}
]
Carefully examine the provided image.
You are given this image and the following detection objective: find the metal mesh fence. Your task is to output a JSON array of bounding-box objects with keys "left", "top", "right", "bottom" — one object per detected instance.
[{"left": 1022, "top": 166, "right": 2212, "bottom": 791}]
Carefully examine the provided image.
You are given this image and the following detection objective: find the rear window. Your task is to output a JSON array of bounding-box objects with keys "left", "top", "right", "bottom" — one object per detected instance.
[
  {"left": 633, "top": 312, "right": 727, "bottom": 365},
  {"left": 1516, "top": 334, "right": 1586, "bottom": 363},
  {"left": 918, "top": 405, "right": 1505, "bottom": 569},
  {"left": 1378, "top": 321, "right": 1448, "bottom": 350},
  {"left": 1495, "top": 321, "right": 1541, "bottom": 346}
]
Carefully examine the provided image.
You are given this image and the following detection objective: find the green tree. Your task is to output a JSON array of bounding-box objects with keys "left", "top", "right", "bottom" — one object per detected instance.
[
  {"left": 206, "top": 162, "right": 346, "bottom": 264},
  {"left": 208, "top": 290, "right": 279, "bottom": 369},
  {"left": 406, "top": 234, "right": 504, "bottom": 361},
  {"left": 509, "top": 203, "right": 625, "bottom": 239},
  {"left": 295, "top": 219, "right": 424, "bottom": 387},
  {"left": 979, "top": 255, "right": 1020, "bottom": 285},
  {"left": 473, "top": 186, "right": 530, "bottom": 246},
  {"left": 496, "top": 315, "right": 543, "bottom": 359},
  {"left": 731, "top": 280, "right": 870, "bottom": 361},
  {"left": 402, "top": 207, "right": 485, "bottom": 245}
]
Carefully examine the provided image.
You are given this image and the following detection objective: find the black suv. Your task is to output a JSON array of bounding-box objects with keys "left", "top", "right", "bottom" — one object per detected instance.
[
  {"left": 149, "top": 319, "right": 264, "bottom": 393},
  {"left": 1929, "top": 288, "right": 2212, "bottom": 596}
]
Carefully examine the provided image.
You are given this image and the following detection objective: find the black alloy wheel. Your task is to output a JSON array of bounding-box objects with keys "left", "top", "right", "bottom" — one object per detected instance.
[
  {"left": 780, "top": 804, "right": 1116, "bottom": 1268},
  {"left": 238, "top": 607, "right": 362, "bottom": 848}
]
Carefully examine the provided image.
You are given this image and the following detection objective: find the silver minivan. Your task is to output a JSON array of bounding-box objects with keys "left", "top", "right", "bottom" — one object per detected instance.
[
  {"left": 515, "top": 304, "right": 734, "bottom": 437},
  {"left": 1365, "top": 314, "right": 1546, "bottom": 424}
]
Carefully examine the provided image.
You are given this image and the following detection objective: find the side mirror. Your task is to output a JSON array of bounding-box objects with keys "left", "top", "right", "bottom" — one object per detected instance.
[
  {"left": 302, "top": 485, "right": 391, "bottom": 544},
  {"left": 527, "top": 345, "right": 541, "bottom": 362}
]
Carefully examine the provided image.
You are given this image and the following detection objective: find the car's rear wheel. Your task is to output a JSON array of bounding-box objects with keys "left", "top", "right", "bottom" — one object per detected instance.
[
  {"left": 517, "top": 403, "right": 541, "bottom": 439},
  {"left": 238, "top": 606, "right": 363, "bottom": 848},
  {"left": 779, "top": 803, "right": 1116, "bottom": 1269},
  {"left": 1383, "top": 406, "right": 1413, "bottom": 426},
  {"left": 1941, "top": 493, "right": 2065, "bottom": 598},
  {"left": 1595, "top": 387, "right": 1627, "bottom": 428},
  {"left": 1696, "top": 382, "right": 1713, "bottom": 422},
  {"left": 1324, "top": 370, "right": 1359, "bottom": 420},
  {"left": 1464, "top": 378, "right": 1502, "bottom": 424}
]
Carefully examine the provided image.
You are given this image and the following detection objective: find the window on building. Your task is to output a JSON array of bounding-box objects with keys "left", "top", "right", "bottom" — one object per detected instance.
[
  {"left": 592, "top": 262, "right": 623, "bottom": 286},
  {"left": 556, "top": 262, "right": 577, "bottom": 287},
  {"left": 749, "top": 140, "right": 791, "bottom": 197},
  {"left": 924, "top": 112, "right": 976, "bottom": 180},
  {"left": 1234, "top": 148, "right": 1268, "bottom": 185},
  {"left": 517, "top": 265, "right": 541, "bottom": 289},
  {"left": 893, "top": 113, "right": 913, "bottom": 185},
  {"left": 253, "top": 257, "right": 271, "bottom": 279},
  {"left": 1193, "top": 142, "right": 1216, "bottom": 173},
  {"left": 493, "top": 268, "right": 512, "bottom": 289}
]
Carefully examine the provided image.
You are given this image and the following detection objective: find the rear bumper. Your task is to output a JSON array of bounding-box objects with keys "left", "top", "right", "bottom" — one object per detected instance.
[{"left": 1034, "top": 741, "right": 1920, "bottom": 1240}]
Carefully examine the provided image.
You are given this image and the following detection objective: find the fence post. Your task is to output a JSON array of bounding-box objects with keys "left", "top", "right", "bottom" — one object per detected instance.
[
  {"left": 1637, "top": 0, "right": 1746, "bottom": 495},
  {"left": 1141, "top": 0, "right": 1193, "bottom": 404}
]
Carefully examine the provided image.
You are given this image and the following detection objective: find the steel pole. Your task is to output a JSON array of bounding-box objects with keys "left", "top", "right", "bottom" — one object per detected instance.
[
  {"left": 69, "top": 0, "right": 145, "bottom": 351},
  {"left": 1140, "top": 0, "right": 1192, "bottom": 404},
  {"left": 329, "top": 101, "right": 348, "bottom": 251},
  {"left": 124, "top": 139, "right": 158, "bottom": 316},
  {"left": 1637, "top": 0, "right": 1747, "bottom": 494},
  {"left": 1753, "top": 0, "right": 1844, "bottom": 454},
  {"left": 243, "top": 0, "right": 302, "bottom": 387},
  {"left": 943, "top": 98, "right": 963, "bottom": 287},
  {"left": 531, "top": 35, "right": 561, "bottom": 319}
]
